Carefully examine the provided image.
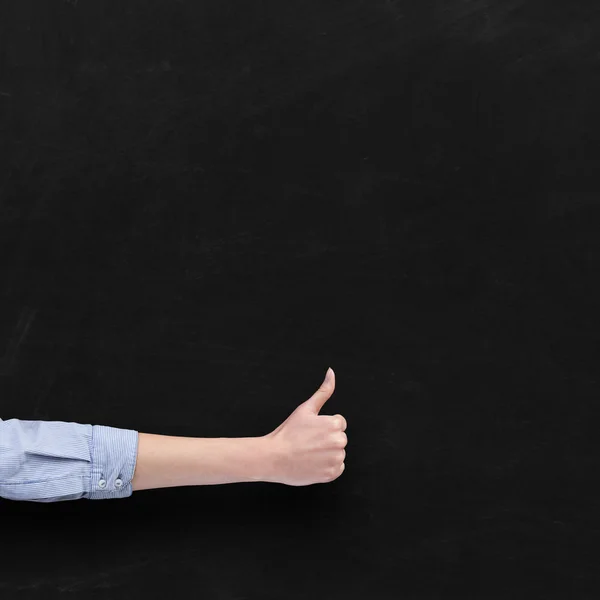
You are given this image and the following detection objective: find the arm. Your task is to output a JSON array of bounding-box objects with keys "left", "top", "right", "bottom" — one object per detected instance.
[
  {"left": 131, "top": 368, "right": 346, "bottom": 491},
  {"left": 0, "top": 368, "right": 346, "bottom": 502},
  {"left": 131, "top": 434, "right": 272, "bottom": 490},
  {"left": 0, "top": 418, "right": 271, "bottom": 501}
]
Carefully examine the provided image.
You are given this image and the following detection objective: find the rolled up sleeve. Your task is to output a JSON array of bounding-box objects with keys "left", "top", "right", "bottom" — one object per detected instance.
[{"left": 0, "top": 418, "right": 139, "bottom": 503}]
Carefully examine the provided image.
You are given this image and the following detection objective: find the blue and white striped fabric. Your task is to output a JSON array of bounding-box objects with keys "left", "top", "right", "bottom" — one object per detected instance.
[{"left": 0, "top": 418, "right": 139, "bottom": 503}]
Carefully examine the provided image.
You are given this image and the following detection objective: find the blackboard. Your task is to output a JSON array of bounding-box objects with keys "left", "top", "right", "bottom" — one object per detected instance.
[{"left": 1, "top": 1, "right": 599, "bottom": 598}]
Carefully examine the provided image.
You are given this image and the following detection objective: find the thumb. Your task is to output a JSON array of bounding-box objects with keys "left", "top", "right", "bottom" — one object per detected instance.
[{"left": 304, "top": 367, "right": 335, "bottom": 414}]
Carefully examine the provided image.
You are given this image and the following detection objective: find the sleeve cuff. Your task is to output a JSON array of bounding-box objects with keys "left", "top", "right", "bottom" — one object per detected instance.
[{"left": 87, "top": 425, "right": 139, "bottom": 500}]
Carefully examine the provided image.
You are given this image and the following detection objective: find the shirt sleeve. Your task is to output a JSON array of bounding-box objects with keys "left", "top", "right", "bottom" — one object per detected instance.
[{"left": 0, "top": 417, "right": 139, "bottom": 503}]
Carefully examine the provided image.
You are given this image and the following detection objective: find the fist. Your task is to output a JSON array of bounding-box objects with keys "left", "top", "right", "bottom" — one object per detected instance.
[{"left": 263, "top": 368, "right": 347, "bottom": 486}]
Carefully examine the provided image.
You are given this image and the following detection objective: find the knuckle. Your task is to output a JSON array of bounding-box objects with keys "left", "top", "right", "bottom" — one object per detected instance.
[
  {"left": 332, "top": 415, "right": 346, "bottom": 430},
  {"left": 325, "top": 462, "right": 344, "bottom": 482},
  {"left": 333, "top": 433, "right": 347, "bottom": 448}
]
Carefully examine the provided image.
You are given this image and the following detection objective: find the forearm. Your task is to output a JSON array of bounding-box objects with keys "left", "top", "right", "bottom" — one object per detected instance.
[{"left": 131, "top": 433, "right": 273, "bottom": 491}]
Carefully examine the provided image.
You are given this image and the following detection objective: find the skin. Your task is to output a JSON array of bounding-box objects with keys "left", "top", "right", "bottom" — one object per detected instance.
[{"left": 131, "top": 368, "right": 347, "bottom": 492}]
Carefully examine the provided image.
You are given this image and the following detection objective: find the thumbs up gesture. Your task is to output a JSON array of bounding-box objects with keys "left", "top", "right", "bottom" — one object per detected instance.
[{"left": 263, "top": 368, "right": 347, "bottom": 486}]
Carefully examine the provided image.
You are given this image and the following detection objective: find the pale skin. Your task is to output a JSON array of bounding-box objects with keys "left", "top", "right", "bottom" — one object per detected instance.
[{"left": 131, "top": 368, "right": 347, "bottom": 491}]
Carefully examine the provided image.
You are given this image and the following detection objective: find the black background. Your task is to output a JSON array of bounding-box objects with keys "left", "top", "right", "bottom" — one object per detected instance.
[{"left": 1, "top": 1, "right": 600, "bottom": 598}]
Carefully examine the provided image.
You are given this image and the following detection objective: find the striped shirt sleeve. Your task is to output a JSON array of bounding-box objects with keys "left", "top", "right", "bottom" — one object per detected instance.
[{"left": 0, "top": 418, "right": 139, "bottom": 503}]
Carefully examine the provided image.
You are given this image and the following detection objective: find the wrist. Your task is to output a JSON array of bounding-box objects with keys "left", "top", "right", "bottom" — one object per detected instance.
[{"left": 253, "top": 435, "right": 277, "bottom": 483}]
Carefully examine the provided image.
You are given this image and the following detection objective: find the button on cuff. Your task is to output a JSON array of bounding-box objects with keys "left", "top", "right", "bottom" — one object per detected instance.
[{"left": 87, "top": 425, "right": 139, "bottom": 500}]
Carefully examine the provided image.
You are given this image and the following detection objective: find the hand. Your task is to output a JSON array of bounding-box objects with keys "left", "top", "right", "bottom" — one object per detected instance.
[{"left": 263, "top": 368, "right": 347, "bottom": 486}]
